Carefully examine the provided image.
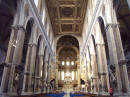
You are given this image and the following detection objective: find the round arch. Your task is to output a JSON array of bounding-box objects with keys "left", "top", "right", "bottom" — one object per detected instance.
[
  {"left": 56, "top": 35, "right": 80, "bottom": 87},
  {"left": 24, "top": 16, "right": 34, "bottom": 28},
  {"left": 98, "top": 16, "right": 110, "bottom": 64},
  {"left": 21, "top": 18, "right": 34, "bottom": 64},
  {"left": 57, "top": 46, "right": 79, "bottom": 57},
  {"left": 56, "top": 35, "right": 80, "bottom": 46},
  {"left": 57, "top": 35, "right": 79, "bottom": 49}
]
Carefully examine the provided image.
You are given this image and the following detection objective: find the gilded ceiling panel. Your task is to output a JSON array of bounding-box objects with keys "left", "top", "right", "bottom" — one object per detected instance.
[{"left": 46, "top": 0, "right": 88, "bottom": 35}]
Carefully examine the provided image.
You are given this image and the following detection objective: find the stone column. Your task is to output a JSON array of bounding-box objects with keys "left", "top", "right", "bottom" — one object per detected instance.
[
  {"left": 96, "top": 44, "right": 108, "bottom": 93},
  {"left": 42, "top": 60, "right": 48, "bottom": 93},
  {"left": 112, "top": 3, "right": 130, "bottom": 92},
  {"left": 105, "top": 25, "right": 122, "bottom": 92},
  {"left": 56, "top": 68, "right": 58, "bottom": 89},
  {"left": 86, "top": 61, "right": 91, "bottom": 92},
  {"left": 46, "top": 58, "right": 52, "bottom": 93},
  {"left": 55, "top": 55, "right": 59, "bottom": 89},
  {"left": 87, "top": 61, "right": 91, "bottom": 80},
  {"left": 47, "top": 64, "right": 51, "bottom": 93},
  {"left": 37, "top": 40, "right": 46, "bottom": 92},
  {"left": 85, "top": 67, "right": 89, "bottom": 92},
  {"left": 43, "top": 49, "right": 50, "bottom": 93},
  {"left": 5, "top": 26, "right": 18, "bottom": 65},
  {"left": 101, "top": 44, "right": 110, "bottom": 91},
  {"left": 37, "top": 55, "right": 44, "bottom": 92},
  {"left": 53, "top": 60, "right": 56, "bottom": 90},
  {"left": 77, "top": 67, "right": 80, "bottom": 89},
  {"left": 28, "top": 43, "right": 37, "bottom": 92},
  {"left": 0, "top": 26, "right": 19, "bottom": 93},
  {"left": 22, "top": 43, "right": 37, "bottom": 93},
  {"left": 86, "top": 48, "right": 91, "bottom": 92},
  {"left": 22, "top": 44, "right": 32, "bottom": 93},
  {"left": 113, "top": 24, "right": 129, "bottom": 93},
  {"left": 90, "top": 54, "right": 98, "bottom": 93},
  {"left": 77, "top": 56, "right": 80, "bottom": 89},
  {"left": 33, "top": 55, "right": 43, "bottom": 93},
  {"left": 6, "top": 26, "right": 25, "bottom": 93}
]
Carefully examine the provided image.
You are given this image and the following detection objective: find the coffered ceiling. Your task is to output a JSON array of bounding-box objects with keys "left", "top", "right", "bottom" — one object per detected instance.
[{"left": 46, "top": 0, "right": 88, "bottom": 35}]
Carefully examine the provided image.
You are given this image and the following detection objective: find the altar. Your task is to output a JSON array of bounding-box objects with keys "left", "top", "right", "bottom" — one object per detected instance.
[{"left": 62, "top": 75, "right": 73, "bottom": 92}]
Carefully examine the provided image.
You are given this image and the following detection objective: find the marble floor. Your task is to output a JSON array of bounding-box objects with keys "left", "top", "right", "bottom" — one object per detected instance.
[{"left": 63, "top": 92, "right": 70, "bottom": 97}]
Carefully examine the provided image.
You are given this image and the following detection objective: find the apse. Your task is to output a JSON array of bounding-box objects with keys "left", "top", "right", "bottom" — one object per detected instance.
[{"left": 56, "top": 35, "right": 79, "bottom": 90}]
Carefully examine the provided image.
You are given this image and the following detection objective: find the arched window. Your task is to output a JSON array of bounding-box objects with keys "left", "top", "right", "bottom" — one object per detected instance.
[
  {"left": 62, "top": 61, "right": 65, "bottom": 65},
  {"left": 66, "top": 61, "right": 70, "bottom": 66},
  {"left": 71, "top": 61, "right": 74, "bottom": 65}
]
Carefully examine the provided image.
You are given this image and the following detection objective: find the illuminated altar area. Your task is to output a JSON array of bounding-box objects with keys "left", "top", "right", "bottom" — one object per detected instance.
[{"left": 62, "top": 72, "right": 73, "bottom": 92}]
